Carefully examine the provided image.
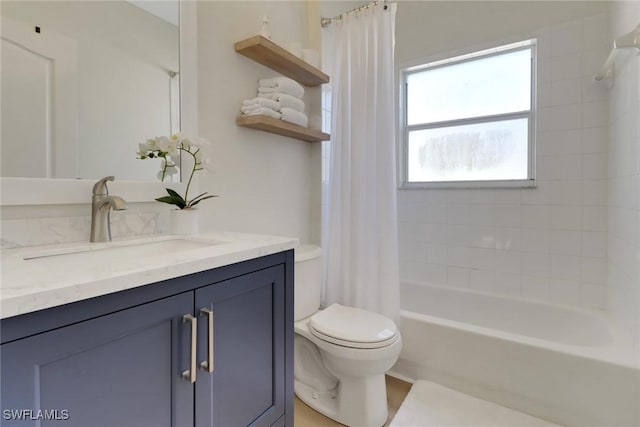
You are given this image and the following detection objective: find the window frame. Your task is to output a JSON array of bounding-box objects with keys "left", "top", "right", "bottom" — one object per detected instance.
[{"left": 399, "top": 40, "right": 538, "bottom": 189}]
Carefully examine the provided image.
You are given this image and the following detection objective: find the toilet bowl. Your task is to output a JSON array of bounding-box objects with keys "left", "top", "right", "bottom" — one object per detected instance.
[{"left": 294, "top": 245, "right": 402, "bottom": 427}]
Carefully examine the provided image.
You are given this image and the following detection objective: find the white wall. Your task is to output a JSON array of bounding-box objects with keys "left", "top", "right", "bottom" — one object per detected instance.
[
  {"left": 195, "top": 1, "right": 316, "bottom": 242},
  {"left": 396, "top": 1, "right": 612, "bottom": 310},
  {"left": 607, "top": 1, "right": 640, "bottom": 352}
]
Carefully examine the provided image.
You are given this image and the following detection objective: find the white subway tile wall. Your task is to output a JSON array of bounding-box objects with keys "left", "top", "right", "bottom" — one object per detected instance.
[
  {"left": 398, "top": 14, "right": 611, "bottom": 311},
  {"left": 607, "top": 2, "right": 640, "bottom": 353}
]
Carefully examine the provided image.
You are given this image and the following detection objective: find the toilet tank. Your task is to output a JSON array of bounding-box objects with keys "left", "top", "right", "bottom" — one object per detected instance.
[{"left": 294, "top": 245, "right": 323, "bottom": 321}]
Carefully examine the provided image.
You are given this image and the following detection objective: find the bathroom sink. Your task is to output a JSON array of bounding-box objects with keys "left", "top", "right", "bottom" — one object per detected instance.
[{"left": 21, "top": 237, "right": 224, "bottom": 267}]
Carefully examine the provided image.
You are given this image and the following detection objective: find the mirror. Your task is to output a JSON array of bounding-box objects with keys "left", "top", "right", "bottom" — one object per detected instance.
[{"left": 0, "top": 1, "right": 180, "bottom": 181}]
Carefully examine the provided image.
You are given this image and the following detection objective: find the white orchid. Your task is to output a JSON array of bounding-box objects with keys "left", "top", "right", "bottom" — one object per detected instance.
[
  {"left": 169, "top": 133, "right": 186, "bottom": 147},
  {"left": 155, "top": 136, "right": 179, "bottom": 157},
  {"left": 200, "top": 157, "right": 214, "bottom": 174},
  {"left": 199, "top": 147, "right": 215, "bottom": 173},
  {"left": 137, "top": 139, "right": 158, "bottom": 158},
  {"left": 137, "top": 143, "right": 150, "bottom": 159},
  {"left": 189, "top": 136, "right": 209, "bottom": 148},
  {"left": 145, "top": 138, "right": 157, "bottom": 149},
  {"left": 137, "top": 134, "right": 217, "bottom": 209}
]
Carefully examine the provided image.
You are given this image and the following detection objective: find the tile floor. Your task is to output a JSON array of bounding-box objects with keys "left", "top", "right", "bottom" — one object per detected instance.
[{"left": 294, "top": 375, "right": 412, "bottom": 426}]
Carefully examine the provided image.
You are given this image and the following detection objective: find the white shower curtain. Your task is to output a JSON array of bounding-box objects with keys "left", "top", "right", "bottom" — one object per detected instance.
[{"left": 323, "top": 2, "right": 400, "bottom": 321}]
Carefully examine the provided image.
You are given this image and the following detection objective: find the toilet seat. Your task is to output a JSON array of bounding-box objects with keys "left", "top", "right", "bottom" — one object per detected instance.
[
  {"left": 309, "top": 304, "right": 399, "bottom": 349},
  {"left": 310, "top": 327, "right": 400, "bottom": 349}
]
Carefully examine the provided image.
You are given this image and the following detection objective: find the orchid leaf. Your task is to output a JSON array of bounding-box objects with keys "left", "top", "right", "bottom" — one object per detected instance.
[
  {"left": 189, "top": 195, "right": 217, "bottom": 207},
  {"left": 166, "top": 188, "right": 183, "bottom": 199},
  {"left": 187, "top": 191, "right": 218, "bottom": 206},
  {"left": 155, "top": 196, "right": 186, "bottom": 209},
  {"left": 189, "top": 193, "right": 218, "bottom": 205},
  {"left": 187, "top": 192, "right": 208, "bottom": 204}
]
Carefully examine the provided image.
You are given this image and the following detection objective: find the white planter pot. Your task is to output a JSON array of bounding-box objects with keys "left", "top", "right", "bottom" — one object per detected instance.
[{"left": 170, "top": 208, "right": 200, "bottom": 235}]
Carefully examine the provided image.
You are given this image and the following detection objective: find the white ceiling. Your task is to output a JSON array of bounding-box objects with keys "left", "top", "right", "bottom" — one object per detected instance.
[{"left": 128, "top": 1, "right": 179, "bottom": 26}]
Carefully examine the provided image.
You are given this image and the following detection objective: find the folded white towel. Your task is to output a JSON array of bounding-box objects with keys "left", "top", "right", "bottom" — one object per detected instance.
[
  {"left": 241, "top": 106, "right": 281, "bottom": 119},
  {"left": 257, "top": 86, "right": 304, "bottom": 100},
  {"left": 259, "top": 76, "right": 305, "bottom": 92},
  {"left": 242, "top": 97, "right": 280, "bottom": 111},
  {"left": 258, "top": 92, "right": 305, "bottom": 113},
  {"left": 240, "top": 105, "right": 262, "bottom": 114},
  {"left": 281, "top": 107, "right": 308, "bottom": 127},
  {"left": 258, "top": 77, "right": 305, "bottom": 99}
]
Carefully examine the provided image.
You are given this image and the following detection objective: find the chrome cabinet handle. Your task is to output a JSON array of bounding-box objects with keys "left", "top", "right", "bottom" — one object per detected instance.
[
  {"left": 200, "top": 308, "right": 214, "bottom": 373},
  {"left": 182, "top": 314, "right": 197, "bottom": 383}
]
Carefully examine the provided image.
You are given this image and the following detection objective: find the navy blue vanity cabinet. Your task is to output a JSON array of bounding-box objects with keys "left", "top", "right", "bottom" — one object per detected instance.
[
  {"left": 195, "top": 266, "right": 285, "bottom": 427},
  {"left": 0, "top": 251, "right": 294, "bottom": 427},
  {"left": 0, "top": 292, "right": 195, "bottom": 427}
]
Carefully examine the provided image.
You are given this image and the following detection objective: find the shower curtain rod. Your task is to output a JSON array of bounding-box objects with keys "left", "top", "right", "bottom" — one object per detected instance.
[
  {"left": 320, "top": 1, "right": 394, "bottom": 28},
  {"left": 594, "top": 23, "right": 640, "bottom": 81}
]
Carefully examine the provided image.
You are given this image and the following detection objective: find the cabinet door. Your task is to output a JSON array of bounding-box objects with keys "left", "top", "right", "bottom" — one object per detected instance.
[
  {"left": 1, "top": 292, "right": 194, "bottom": 427},
  {"left": 195, "top": 266, "right": 285, "bottom": 427}
]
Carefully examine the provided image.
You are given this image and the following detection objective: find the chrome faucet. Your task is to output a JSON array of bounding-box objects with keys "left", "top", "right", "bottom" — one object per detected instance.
[{"left": 90, "top": 176, "right": 127, "bottom": 242}]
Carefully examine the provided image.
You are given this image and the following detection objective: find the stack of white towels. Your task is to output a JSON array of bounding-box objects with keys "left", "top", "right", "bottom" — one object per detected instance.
[{"left": 240, "top": 77, "right": 309, "bottom": 127}]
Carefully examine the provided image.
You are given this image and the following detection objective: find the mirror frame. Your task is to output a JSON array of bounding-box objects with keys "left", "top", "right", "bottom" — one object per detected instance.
[{"left": 0, "top": 1, "right": 196, "bottom": 206}]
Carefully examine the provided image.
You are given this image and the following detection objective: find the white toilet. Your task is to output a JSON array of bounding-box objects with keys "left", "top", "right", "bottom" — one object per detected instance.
[{"left": 294, "top": 245, "right": 402, "bottom": 427}]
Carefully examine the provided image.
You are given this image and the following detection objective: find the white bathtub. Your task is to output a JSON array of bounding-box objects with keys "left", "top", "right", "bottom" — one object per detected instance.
[{"left": 392, "top": 282, "right": 640, "bottom": 427}]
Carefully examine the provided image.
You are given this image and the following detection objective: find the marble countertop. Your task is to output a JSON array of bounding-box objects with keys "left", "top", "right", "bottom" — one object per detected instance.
[{"left": 0, "top": 232, "right": 298, "bottom": 319}]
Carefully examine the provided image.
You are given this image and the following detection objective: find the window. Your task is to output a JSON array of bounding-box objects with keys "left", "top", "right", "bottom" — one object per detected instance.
[{"left": 401, "top": 40, "right": 536, "bottom": 187}]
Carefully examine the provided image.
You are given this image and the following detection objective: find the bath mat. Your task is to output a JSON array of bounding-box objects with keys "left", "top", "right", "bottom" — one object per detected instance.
[{"left": 389, "top": 380, "right": 563, "bottom": 427}]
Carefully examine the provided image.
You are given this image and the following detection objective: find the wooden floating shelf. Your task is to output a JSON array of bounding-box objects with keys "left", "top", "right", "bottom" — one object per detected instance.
[
  {"left": 237, "top": 115, "right": 330, "bottom": 142},
  {"left": 234, "top": 36, "right": 329, "bottom": 87}
]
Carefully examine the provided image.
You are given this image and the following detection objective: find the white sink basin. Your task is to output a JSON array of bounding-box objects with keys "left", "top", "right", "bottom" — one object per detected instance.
[{"left": 22, "top": 237, "right": 223, "bottom": 267}]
